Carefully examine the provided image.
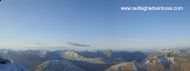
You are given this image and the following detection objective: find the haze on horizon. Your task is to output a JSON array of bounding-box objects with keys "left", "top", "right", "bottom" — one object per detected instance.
[{"left": 0, "top": 0, "right": 190, "bottom": 51}]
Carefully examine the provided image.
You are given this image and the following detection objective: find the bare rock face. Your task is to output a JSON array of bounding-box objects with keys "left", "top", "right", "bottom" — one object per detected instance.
[
  {"left": 33, "top": 60, "right": 86, "bottom": 71},
  {"left": 106, "top": 62, "right": 136, "bottom": 71}
]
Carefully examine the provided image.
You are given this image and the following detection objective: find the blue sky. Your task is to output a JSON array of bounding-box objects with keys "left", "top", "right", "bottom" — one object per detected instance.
[{"left": 0, "top": 0, "right": 189, "bottom": 51}]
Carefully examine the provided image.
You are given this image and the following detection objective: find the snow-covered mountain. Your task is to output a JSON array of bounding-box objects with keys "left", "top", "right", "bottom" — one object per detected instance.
[
  {"left": 62, "top": 50, "right": 86, "bottom": 60},
  {"left": 105, "top": 49, "right": 190, "bottom": 71},
  {"left": 33, "top": 60, "right": 86, "bottom": 71},
  {"left": 1, "top": 48, "right": 190, "bottom": 71},
  {"left": 144, "top": 49, "right": 190, "bottom": 71},
  {"left": 61, "top": 50, "right": 105, "bottom": 64},
  {"left": 144, "top": 49, "right": 179, "bottom": 65}
]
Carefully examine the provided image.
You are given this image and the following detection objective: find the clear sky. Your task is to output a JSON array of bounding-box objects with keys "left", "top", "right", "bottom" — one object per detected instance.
[{"left": 0, "top": 0, "right": 189, "bottom": 51}]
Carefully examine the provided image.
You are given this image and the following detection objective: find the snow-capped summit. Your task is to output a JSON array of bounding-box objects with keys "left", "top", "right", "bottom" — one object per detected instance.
[
  {"left": 63, "top": 50, "right": 85, "bottom": 60},
  {"left": 61, "top": 50, "right": 105, "bottom": 64},
  {"left": 36, "top": 50, "right": 48, "bottom": 58},
  {"left": 158, "top": 48, "right": 180, "bottom": 55},
  {"left": 145, "top": 49, "right": 179, "bottom": 62},
  {"left": 0, "top": 49, "right": 10, "bottom": 54},
  {"left": 144, "top": 48, "right": 190, "bottom": 71},
  {"left": 144, "top": 49, "right": 177, "bottom": 65}
]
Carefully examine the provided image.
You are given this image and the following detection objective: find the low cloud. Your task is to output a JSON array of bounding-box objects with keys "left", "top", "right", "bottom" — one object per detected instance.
[
  {"left": 35, "top": 43, "right": 50, "bottom": 46},
  {"left": 68, "top": 42, "right": 91, "bottom": 47}
]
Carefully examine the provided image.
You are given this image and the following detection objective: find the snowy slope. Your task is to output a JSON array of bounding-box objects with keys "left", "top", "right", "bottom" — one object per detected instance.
[
  {"left": 33, "top": 60, "right": 86, "bottom": 71},
  {"left": 0, "top": 58, "right": 29, "bottom": 71}
]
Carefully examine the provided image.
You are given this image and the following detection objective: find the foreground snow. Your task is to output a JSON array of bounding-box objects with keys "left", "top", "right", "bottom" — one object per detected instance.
[{"left": 0, "top": 63, "right": 29, "bottom": 71}]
